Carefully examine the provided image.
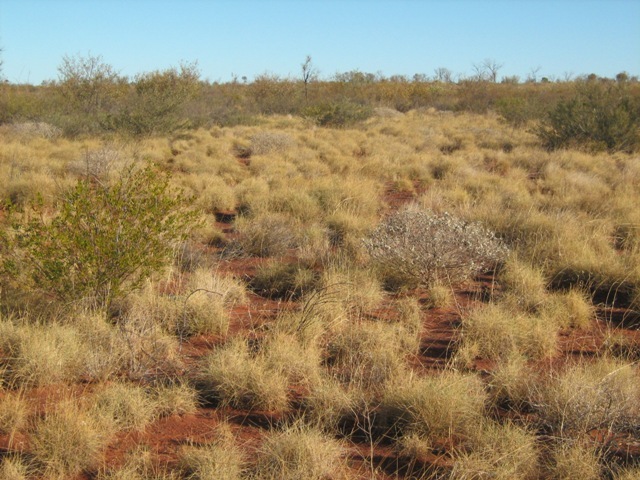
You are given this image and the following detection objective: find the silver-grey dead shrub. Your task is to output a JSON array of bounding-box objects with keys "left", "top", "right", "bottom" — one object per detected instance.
[
  {"left": 11, "top": 122, "right": 62, "bottom": 139},
  {"left": 364, "top": 205, "right": 507, "bottom": 287}
]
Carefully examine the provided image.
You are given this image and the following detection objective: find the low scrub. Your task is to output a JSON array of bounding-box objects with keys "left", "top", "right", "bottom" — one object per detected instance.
[
  {"left": 303, "top": 101, "right": 373, "bottom": 127},
  {"left": 536, "top": 80, "right": 640, "bottom": 153}
]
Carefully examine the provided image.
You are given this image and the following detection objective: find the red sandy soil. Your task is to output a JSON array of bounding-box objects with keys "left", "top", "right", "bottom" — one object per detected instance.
[{"left": 2, "top": 184, "right": 639, "bottom": 479}]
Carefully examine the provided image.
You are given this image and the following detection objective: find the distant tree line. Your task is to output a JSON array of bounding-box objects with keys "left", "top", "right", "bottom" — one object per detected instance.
[{"left": 0, "top": 54, "right": 638, "bottom": 152}]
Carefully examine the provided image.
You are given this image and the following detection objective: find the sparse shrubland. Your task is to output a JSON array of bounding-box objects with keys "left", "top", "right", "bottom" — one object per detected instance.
[{"left": 0, "top": 69, "right": 639, "bottom": 478}]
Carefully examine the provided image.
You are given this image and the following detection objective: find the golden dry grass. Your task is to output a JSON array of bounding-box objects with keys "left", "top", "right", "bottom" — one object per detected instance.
[
  {"left": 199, "top": 338, "right": 290, "bottom": 412},
  {"left": 253, "top": 423, "right": 348, "bottom": 480},
  {"left": 1, "top": 106, "right": 640, "bottom": 479},
  {"left": 380, "top": 370, "right": 486, "bottom": 441},
  {"left": 451, "top": 420, "right": 539, "bottom": 480},
  {"left": 30, "top": 398, "right": 113, "bottom": 479},
  {"left": 455, "top": 302, "right": 559, "bottom": 366}
]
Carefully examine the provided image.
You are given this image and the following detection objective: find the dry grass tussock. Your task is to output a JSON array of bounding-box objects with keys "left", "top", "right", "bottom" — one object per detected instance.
[
  {"left": 547, "top": 440, "right": 602, "bottom": 480},
  {"left": 0, "top": 455, "right": 34, "bottom": 480},
  {"left": 199, "top": 337, "right": 290, "bottom": 412},
  {"left": 30, "top": 397, "right": 113, "bottom": 479},
  {"left": 126, "top": 267, "right": 246, "bottom": 337},
  {"left": 253, "top": 423, "right": 348, "bottom": 480},
  {"left": 451, "top": 420, "right": 540, "bottom": 480},
  {"left": 380, "top": 370, "right": 486, "bottom": 442},
  {"left": 0, "top": 315, "right": 105, "bottom": 387},
  {"left": 179, "top": 424, "right": 245, "bottom": 480},
  {"left": 455, "top": 302, "right": 559, "bottom": 367},
  {"left": 534, "top": 357, "right": 640, "bottom": 435},
  {"left": 327, "top": 320, "right": 412, "bottom": 391},
  {"left": 98, "top": 445, "right": 182, "bottom": 480}
]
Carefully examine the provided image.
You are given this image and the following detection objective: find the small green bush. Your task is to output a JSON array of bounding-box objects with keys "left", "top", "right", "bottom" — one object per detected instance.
[
  {"left": 3, "top": 164, "right": 199, "bottom": 311},
  {"left": 536, "top": 80, "right": 640, "bottom": 153}
]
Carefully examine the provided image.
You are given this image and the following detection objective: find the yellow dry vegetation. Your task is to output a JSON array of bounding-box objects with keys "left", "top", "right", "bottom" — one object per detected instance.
[{"left": 1, "top": 106, "right": 639, "bottom": 479}]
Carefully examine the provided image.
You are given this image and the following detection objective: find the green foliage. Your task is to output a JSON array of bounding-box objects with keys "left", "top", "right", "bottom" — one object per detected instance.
[
  {"left": 110, "top": 62, "right": 201, "bottom": 136},
  {"left": 56, "top": 53, "right": 125, "bottom": 135},
  {"left": 495, "top": 96, "right": 545, "bottom": 128},
  {"left": 303, "top": 101, "right": 372, "bottom": 127},
  {"left": 536, "top": 80, "right": 640, "bottom": 152},
  {"left": 3, "top": 164, "right": 199, "bottom": 310}
]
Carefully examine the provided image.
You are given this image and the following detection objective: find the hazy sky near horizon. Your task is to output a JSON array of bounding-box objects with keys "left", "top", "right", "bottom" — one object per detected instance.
[{"left": 1, "top": 0, "right": 638, "bottom": 85}]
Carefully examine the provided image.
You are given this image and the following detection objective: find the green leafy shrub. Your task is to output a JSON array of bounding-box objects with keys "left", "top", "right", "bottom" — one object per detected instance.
[
  {"left": 536, "top": 80, "right": 640, "bottom": 153},
  {"left": 110, "top": 62, "right": 201, "bottom": 136},
  {"left": 55, "top": 53, "right": 125, "bottom": 136},
  {"left": 495, "top": 96, "right": 545, "bottom": 128},
  {"left": 3, "top": 164, "right": 199, "bottom": 311}
]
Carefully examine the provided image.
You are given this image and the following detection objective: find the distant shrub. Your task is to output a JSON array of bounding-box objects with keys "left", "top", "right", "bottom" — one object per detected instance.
[
  {"left": 303, "top": 101, "right": 373, "bottom": 127},
  {"left": 495, "top": 96, "right": 544, "bottom": 128},
  {"left": 3, "top": 164, "right": 199, "bottom": 311},
  {"left": 364, "top": 205, "right": 507, "bottom": 288},
  {"left": 536, "top": 81, "right": 640, "bottom": 153},
  {"left": 55, "top": 53, "right": 124, "bottom": 136},
  {"left": 109, "top": 62, "right": 201, "bottom": 136}
]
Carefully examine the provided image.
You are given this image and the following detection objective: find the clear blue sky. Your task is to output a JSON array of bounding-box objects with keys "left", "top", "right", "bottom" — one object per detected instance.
[{"left": 1, "top": 0, "right": 638, "bottom": 84}]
